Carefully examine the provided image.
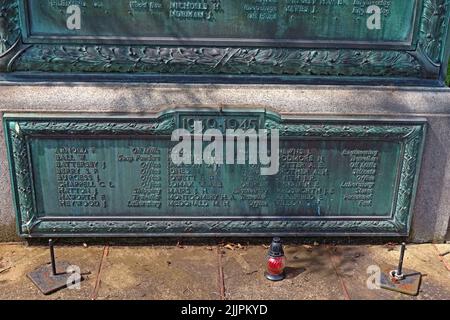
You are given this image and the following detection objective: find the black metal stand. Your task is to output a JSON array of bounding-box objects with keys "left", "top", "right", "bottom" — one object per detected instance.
[
  {"left": 27, "top": 239, "right": 84, "bottom": 295},
  {"left": 379, "top": 242, "right": 422, "bottom": 296}
]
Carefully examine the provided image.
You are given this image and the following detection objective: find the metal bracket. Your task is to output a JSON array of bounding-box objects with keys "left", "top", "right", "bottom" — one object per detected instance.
[
  {"left": 379, "top": 243, "right": 422, "bottom": 296},
  {"left": 27, "top": 239, "right": 84, "bottom": 295}
]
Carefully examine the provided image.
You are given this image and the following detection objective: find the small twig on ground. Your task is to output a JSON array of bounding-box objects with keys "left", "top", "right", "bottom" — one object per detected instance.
[
  {"left": 439, "top": 251, "right": 450, "bottom": 257},
  {"left": 0, "top": 266, "right": 12, "bottom": 274},
  {"left": 432, "top": 244, "right": 450, "bottom": 272}
]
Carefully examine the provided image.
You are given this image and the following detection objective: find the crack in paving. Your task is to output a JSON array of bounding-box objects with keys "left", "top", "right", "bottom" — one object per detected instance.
[
  {"left": 90, "top": 245, "right": 109, "bottom": 300},
  {"left": 327, "top": 246, "right": 351, "bottom": 300},
  {"left": 217, "top": 246, "right": 226, "bottom": 300}
]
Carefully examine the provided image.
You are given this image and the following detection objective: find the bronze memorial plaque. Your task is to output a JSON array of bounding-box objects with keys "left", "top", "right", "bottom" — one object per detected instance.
[{"left": 4, "top": 110, "right": 426, "bottom": 237}]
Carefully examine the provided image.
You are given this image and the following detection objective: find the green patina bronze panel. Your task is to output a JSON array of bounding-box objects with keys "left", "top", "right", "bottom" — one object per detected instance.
[
  {"left": 30, "top": 138, "right": 400, "bottom": 218},
  {"left": 0, "top": 0, "right": 448, "bottom": 83},
  {"left": 23, "top": 0, "right": 417, "bottom": 46},
  {"left": 3, "top": 110, "right": 426, "bottom": 237}
]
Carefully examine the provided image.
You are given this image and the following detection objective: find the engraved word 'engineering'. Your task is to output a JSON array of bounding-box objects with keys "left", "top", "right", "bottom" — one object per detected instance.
[{"left": 171, "top": 121, "right": 279, "bottom": 176}]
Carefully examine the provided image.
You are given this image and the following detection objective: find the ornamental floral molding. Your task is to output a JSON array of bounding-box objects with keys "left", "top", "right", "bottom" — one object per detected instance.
[
  {"left": 419, "top": 0, "right": 449, "bottom": 65},
  {"left": 0, "top": 0, "right": 19, "bottom": 55},
  {"left": 11, "top": 46, "right": 424, "bottom": 77}
]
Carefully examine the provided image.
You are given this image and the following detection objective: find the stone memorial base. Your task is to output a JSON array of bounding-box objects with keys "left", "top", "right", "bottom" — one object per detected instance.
[{"left": 0, "top": 83, "right": 449, "bottom": 242}]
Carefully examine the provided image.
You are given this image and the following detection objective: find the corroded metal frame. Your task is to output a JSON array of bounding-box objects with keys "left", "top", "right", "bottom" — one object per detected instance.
[{"left": 3, "top": 110, "right": 426, "bottom": 238}]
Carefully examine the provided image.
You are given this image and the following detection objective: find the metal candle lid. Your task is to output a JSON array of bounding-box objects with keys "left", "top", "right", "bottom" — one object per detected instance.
[{"left": 268, "top": 237, "right": 285, "bottom": 257}]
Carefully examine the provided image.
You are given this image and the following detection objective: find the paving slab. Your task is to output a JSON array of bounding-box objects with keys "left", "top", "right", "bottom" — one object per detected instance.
[
  {"left": 327, "top": 245, "right": 408, "bottom": 300},
  {"left": 0, "top": 243, "right": 103, "bottom": 300},
  {"left": 330, "top": 244, "right": 450, "bottom": 300},
  {"left": 1, "top": 243, "right": 450, "bottom": 300},
  {"left": 434, "top": 244, "right": 450, "bottom": 272},
  {"left": 96, "top": 246, "right": 219, "bottom": 300},
  {"left": 222, "top": 244, "right": 344, "bottom": 300}
]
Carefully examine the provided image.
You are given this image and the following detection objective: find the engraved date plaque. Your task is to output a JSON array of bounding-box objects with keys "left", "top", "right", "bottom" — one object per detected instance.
[{"left": 4, "top": 110, "right": 426, "bottom": 237}]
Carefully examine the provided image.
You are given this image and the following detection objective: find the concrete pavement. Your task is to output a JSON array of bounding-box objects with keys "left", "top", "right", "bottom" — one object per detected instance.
[{"left": 0, "top": 242, "right": 449, "bottom": 300}]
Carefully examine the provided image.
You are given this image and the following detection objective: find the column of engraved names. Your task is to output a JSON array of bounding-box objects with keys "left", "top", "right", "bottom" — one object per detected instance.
[
  {"left": 233, "top": 164, "right": 269, "bottom": 209},
  {"left": 275, "top": 148, "right": 331, "bottom": 212},
  {"left": 47, "top": 1, "right": 104, "bottom": 9},
  {"left": 168, "top": 161, "right": 230, "bottom": 208},
  {"left": 169, "top": 0, "right": 221, "bottom": 20},
  {"left": 341, "top": 149, "right": 379, "bottom": 208},
  {"left": 168, "top": 159, "right": 196, "bottom": 208},
  {"left": 352, "top": 0, "right": 393, "bottom": 18},
  {"left": 55, "top": 147, "right": 107, "bottom": 209},
  {"left": 244, "top": 0, "right": 278, "bottom": 21},
  {"left": 286, "top": 0, "right": 346, "bottom": 20},
  {"left": 126, "top": 147, "right": 162, "bottom": 209}
]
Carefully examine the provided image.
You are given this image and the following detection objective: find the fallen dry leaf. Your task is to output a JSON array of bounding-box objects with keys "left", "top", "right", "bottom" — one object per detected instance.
[
  {"left": 176, "top": 242, "right": 184, "bottom": 249},
  {"left": 384, "top": 242, "right": 397, "bottom": 251}
]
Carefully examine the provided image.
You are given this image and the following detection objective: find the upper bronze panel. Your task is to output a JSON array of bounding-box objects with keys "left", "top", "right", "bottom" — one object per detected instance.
[
  {"left": 22, "top": 0, "right": 417, "bottom": 48},
  {"left": 0, "top": 0, "right": 448, "bottom": 84}
]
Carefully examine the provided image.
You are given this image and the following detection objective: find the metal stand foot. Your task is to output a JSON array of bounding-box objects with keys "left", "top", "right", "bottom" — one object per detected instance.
[
  {"left": 379, "top": 243, "right": 422, "bottom": 296},
  {"left": 27, "top": 239, "right": 84, "bottom": 295}
]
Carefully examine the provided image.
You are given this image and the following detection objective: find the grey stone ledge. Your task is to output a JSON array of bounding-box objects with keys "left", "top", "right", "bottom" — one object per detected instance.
[{"left": 0, "top": 84, "right": 448, "bottom": 115}]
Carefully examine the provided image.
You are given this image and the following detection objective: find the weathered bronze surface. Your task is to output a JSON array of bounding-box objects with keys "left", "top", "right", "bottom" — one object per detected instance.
[
  {"left": 24, "top": 0, "right": 416, "bottom": 46},
  {"left": 0, "top": 0, "right": 448, "bottom": 83},
  {"left": 4, "top": 110, "right": 426, "bottom": 237},
  {"left": 31, "top": 138, "right": 400, "bottom": 217}
]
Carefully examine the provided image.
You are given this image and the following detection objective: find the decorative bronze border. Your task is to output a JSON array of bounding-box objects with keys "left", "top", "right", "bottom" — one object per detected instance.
[
  {"left": 0, "top": 0, "right": 448, "bottom": 81},
  {"left": 3, "top": 110, "right": 426, "bottom": 237}
]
